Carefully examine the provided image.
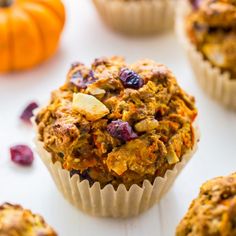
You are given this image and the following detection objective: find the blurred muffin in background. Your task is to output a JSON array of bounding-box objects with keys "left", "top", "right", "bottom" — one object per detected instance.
[
  {"left": 176, "top": 0, "right": 236, "bottom": 109},
  {"left": 176, "top": 173, "right": 236, "bottom": 236},
  {"left": 187, "top": 0, "right": 236, "bottom": 77},
  {"left": 0, "top": 203, "right": 56, "bottom": 236},
  {"left": 92, "top": 0, "right": 175, "bottom": 35}
]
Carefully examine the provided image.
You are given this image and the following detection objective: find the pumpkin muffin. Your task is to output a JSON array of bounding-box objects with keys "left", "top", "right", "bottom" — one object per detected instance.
[
  {"left": 92, "top": 0, "right": 175, "bottom": 35},
  {"left": 176, "top": 0, "right": 236, "bottom": 109},
  {"left": 34, "top": 56, "right": 199, "bottom": 217},
  {"left": 176, "top": 173, "right": 236, "bottom": 236},
  {"left": 0, "top": 203, "right": 56, "bottom": 236}
]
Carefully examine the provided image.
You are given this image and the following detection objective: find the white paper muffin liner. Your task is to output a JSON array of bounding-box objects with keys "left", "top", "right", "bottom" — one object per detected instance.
[
  {"left": 176, "top": 0, "right": 236, "bottom": 110},
  {"left": 92, "top": 0, "right": 175, "bottom": 35},
  {"left": 33, "top": 116, "right": 199, "bottom": 218}
]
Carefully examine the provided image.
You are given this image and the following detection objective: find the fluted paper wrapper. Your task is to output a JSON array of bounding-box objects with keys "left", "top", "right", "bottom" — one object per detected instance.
[
  {"left": 92, "top": 0, "right": 175, "bottom": 35},
  {"left": 31, "top": 108, "right": 200, "bottom": 218},
  {"left": 34, "top": 120, "right": 199, "bottom": 218},
  {"left": 176, "top": 0, "right": 236, "bottom": 109}
]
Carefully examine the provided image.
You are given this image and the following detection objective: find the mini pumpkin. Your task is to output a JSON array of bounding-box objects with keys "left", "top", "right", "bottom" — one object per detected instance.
[{"left": 0, "top": 0, "right": 65, "bottom": 72}]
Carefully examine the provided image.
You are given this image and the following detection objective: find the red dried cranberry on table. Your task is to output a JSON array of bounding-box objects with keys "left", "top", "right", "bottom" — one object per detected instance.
[
  {"left": 70, "top": 70, "right": 87, "bottom": 89},
  {"left": 119, "top": 68, "right": 144, "bottom": 89},
  {"left": 20, "top": 102, "right": 39, "bottom": 124},
  {"left": 107, "top": 120, "right": 138, "bottom": 142},
  {"left": 10, "top": 145, "right": 34, "bottom": 166}
]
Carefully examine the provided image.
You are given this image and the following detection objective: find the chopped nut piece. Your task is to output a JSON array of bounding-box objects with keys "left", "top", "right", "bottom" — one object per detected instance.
[
  {"left": 166, "top": 149, "right": 179, "bottom": 165},
  {"left": 135, "top": 118, "right": 159, "bottom": 132},
  {"left": 86, "top": 85, "right": 106, "bottom": 95},
  {"left": 72, "top": 93, "right": 109, "bottom": 121}
]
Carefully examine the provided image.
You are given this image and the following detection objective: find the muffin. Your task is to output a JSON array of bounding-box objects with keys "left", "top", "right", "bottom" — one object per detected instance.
[
  {"left": 0, "top": 203, "right": 56, "bottom": 236},
  {"left": 176, "top": 0, "right": 236, "bottom": 109},
  {"left": 92, "top": 0, "right": 175, "bottom": 35},
  {"left": 176, "top": 173, "right": 236, "bottom": 236},
  {"left": 34, "top": 56, "right": 199, "bottom": 217}
]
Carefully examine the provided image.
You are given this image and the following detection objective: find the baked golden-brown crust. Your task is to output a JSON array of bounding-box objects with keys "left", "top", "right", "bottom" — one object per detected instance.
[
  {"left": 176, "top": 173, "right": 236, "bottom": 236},
  {"left": 186, "top": 0, "right": 236, "bottom": 77},
  {"left": 0, "top": 203, "right": 56, "bottom": 236},
  {"left": 36, "top": 56, "right": 197, "bottom": 189}
]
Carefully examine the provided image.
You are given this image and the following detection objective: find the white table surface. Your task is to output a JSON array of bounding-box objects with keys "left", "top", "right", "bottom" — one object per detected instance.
[{"left": 1, "top": 0, "right": 236, "bottom": 235}]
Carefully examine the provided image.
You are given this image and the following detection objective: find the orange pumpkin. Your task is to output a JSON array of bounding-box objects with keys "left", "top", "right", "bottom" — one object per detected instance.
[{"left": 0, "top": 0, "right": 65, "bottom": 72}]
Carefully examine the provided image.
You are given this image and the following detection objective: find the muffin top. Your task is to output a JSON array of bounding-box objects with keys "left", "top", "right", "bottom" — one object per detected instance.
[
  {"left": 186, "top": 0, "right": 236, "bottom": 77},
  {"left": 36, "top": 56, "right": 197, "bottom": 189},
  {"left": 0, "top": 203, "right": 56, "bottom": 236},
  {"left": 176, "top": 173, "right": 236, "bottom": 236}
]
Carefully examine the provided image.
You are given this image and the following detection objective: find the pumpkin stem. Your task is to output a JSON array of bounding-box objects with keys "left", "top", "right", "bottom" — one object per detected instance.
[{"left": 0, "top": 0, "right": 13, "bottom": 7}]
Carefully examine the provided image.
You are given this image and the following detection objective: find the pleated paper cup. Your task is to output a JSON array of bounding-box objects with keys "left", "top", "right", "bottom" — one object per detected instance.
[
  {"left": 33, "top": 117, "right": 199, "bottom": 218},
  {"left": 92, "top": 0, "right": 175, "bottom": 35},
  {"left": 176, "top": 0, "right": 236, "bottom": 110}
]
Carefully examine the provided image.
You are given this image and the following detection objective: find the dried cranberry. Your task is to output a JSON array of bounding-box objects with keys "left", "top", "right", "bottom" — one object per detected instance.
[
  {"left": 119, "top": 68, "right": 144, "bottom": 89},
  {"left": 70, "top": 69, "right": 96, "bottom": 89},
  {"left": 20, "top": 102, "right": 39, "bottom": 124},
  {"left": 81, "top": 170, "right": 94, "bottom": 185},
  {"left": 10, "top": 145, "right": 34, "bottom": 166},
  {"left": 107, "top": 120, "right": 138, "bottom": 141}
]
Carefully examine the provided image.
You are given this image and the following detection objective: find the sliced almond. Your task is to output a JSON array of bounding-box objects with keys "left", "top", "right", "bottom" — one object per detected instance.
[{"left": 72, "top": 93, "right": 109, "bottom": 121}]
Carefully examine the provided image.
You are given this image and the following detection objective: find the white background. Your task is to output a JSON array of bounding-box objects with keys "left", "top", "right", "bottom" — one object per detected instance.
[{"left": 0, "top": 0, "right": 236, "bottom": 235}]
